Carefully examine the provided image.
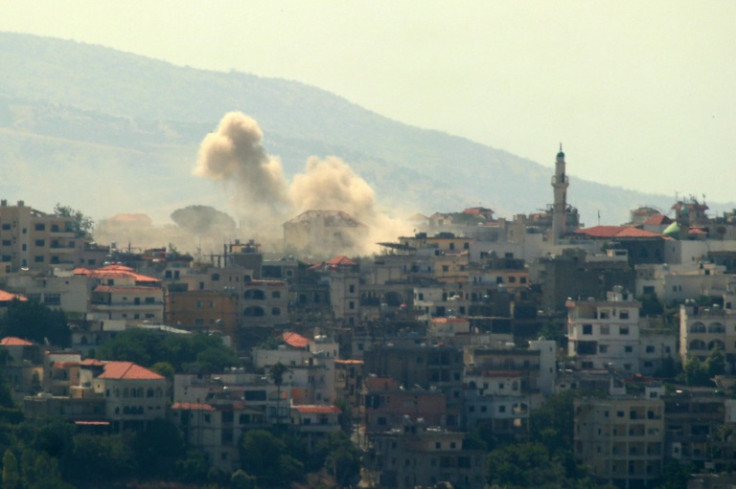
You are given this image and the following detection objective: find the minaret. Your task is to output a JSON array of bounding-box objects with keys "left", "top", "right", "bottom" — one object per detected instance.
[{"left": 551, "top": 144, "right": 569, "bottom": 242}]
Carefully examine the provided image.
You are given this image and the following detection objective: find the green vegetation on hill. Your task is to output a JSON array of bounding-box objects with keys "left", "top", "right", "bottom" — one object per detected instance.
[{"left": 95, "top": 328, "right": 240, "bottom": 374}]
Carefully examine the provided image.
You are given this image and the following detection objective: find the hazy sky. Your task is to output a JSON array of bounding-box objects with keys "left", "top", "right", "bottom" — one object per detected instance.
[{"left": 2, "top": 1, "right": 735, "bottom": 203}]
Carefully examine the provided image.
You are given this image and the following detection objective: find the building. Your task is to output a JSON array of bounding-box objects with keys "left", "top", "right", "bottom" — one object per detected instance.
[
  {"left": 567, "top": 287, "right": 642, "bottom": 373},
  {"left": 368, "top": 418, "right": 486, "bottom": 489},
  {"left": 91, "top": 360, "right": 168, "bottom": 432},
  {"left": 0, "top": 200, "right": 84, "bottom": 273},
  {"left": 574, "top": 392, "right": 665, "bottom": 488},
  {"left": 283, "top": 210, "right": 369, "bottom": 257},
  {"left": 165, "top": 288, "right": 239, "bottom": 339},
  {"left": 679, "top": 300, "right": 736, "bottom": 369}
]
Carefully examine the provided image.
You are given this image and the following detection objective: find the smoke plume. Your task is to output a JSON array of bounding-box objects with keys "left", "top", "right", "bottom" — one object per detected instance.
[
  {"left": 195, "top": 112, "right": 412, "bottom": 255},
  {"left": 194, "top": 112, "right": 289, "bottom": 213}
]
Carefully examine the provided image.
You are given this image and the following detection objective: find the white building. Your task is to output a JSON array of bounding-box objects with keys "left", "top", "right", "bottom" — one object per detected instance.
[{"left": 567, "top": 287, "right": 641, "bottom": 373}]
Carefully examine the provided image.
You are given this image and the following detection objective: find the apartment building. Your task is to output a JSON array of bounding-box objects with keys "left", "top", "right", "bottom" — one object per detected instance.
[
  {"left": 369, "top": 418, "right": 485, "bottom": 489},
  {"left": 567, "top": 287, "right": 642, "bottom": 373},
  {"left": 679, "top": 301, "right": 736, "bottom": 368},
  {"left": 574, "top": 393, "right": 665, "bottom": 488},
  {"left": 0, "top": 200, "right": 83, "bottom": 274}
]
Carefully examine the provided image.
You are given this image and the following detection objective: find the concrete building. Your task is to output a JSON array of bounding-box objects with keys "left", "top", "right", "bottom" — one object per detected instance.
[
  {"left": 283, "top": 210, "right": 369, "bottom": 257},
  {"left": 567, "top": 287, "right": 642, "bottom": 373},
  {"left": 368, "top": 418, "right": 486, "bottom": 489},
  {"left": 91, "top": 360, "right": 168, "bottom": 432},
  {"left": 679, "top": 300, "right": 736, "bottom": 369},
  {"left": 5, "top": 269, "right": 90, "bottom": 317},
  {"left": 574, "top": 393, "right": 665, "bottom": 488},
  {"left": 0, "top": 200, "right": 84, "bottom": 274},
  {"left": 165, "top": 288, "right": 239, "bottom": 339}
]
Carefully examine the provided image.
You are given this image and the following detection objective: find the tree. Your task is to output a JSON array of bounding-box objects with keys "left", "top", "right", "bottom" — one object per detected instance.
[
  {"left": 0, "top": 300, "right": 70, "bottom": 347},
  {"left": 133, "top": 418, "right": 185, "bottom": 478},
  {"left": 684, "top": 357, "right": 711, "bottom": 386},
  {"left": 486, "top": 443, "right": 567, "bottom": 489},
  {"left": 150, "top": 361, "right": 175, "bottom": 379},
  {"left": 531, "top": 390, "right": 576, "bottom": 451},
  {"left": 269, "top": 362, "right": 289, "bottom": 424},
  {"left": 53, "top": 204, "right": 94, "bottom": 240},
  {"left": 231, "top": 469, "right": 257, "bottom": 489},
  {"left": 3, "top": 449, "right": 20, "bottom": 489},
  {"left": 706, "top": 347, "right": 726, "bottom": 378},
  {"left": 240, "top": 429, "right": 304, "bottom": 487},
  {"left": 317, "top": 432, "right": 361, "bottom": 487}
]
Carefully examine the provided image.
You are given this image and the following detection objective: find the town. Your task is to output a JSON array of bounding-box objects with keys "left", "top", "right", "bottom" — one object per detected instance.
[{"left": 0, "top": 148, "right": 735, "bottom": 489}]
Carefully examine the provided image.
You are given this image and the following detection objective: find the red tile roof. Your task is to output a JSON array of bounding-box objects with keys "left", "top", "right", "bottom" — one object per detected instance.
[
  {"left": 0, "top": 290, "right": 27, "bottom": 302},
  {"left": 294, "top": 405, "right": 341, "bottom": 414},
  {"left": 74, "top": 265, "right": 160, "bottom": 285},
  {"left": 97, "top": 361, "right": 164, "bottom": 380},
  {"left": 431, "top": 317, "right": 469, "bottom": 323},
  {"left": 644, "top": 214, "right": 673, "bottom": 226},
  {"left": 689, "top": 227, "right": 707, "bottom": 235},
  {"left": 171, "top": 402, "right": 216, "bottom": 411},
  {"left": 81, "top": 358, "right": 105, "bottom": 366},
  {"left": 325, "top": 255, "right": 357, "bottom": 266},
  {"left": 283, "top": 332, "right": 313, "bottom": 349},
  {"left": 0, "top": 337, "right": 34, "bottom": 346},
  {"left": 574, "top": 225, "right": 663, "bottom": 239}
]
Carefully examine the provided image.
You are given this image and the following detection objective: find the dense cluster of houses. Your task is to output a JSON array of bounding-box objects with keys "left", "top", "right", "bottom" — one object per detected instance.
[{"left": 3, "top": 150, "right": 736, "bottom": 487}]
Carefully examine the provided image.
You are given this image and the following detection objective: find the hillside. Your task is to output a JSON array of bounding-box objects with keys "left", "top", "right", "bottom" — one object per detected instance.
[{"left": 0, "top": 32, "right": 720, "bottom": 232}]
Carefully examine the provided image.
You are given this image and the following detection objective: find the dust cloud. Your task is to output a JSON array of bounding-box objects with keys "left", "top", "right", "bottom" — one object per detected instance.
[{"left": 195, "top": 112, "right": 411, "bottom": 256}]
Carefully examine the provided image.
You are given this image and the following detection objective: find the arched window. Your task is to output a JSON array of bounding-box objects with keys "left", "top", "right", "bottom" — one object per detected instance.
[
  {"left": 690, "top": 322, "right": 706, "bottom": 333},
  {"left": 689, "top": 339, "right": 706, "bottom": 351},
  {"left": 271, "top": 307, "right": 281, "bottom": 316},
  {"left": 708, "top": 340, "right": 725, "bottom": 351},
  {"left": 271, "top": 291, "right": 281, "bottom": 299},
  {"left": 708, "top": 322, "right": 725, "bottom": 333}
]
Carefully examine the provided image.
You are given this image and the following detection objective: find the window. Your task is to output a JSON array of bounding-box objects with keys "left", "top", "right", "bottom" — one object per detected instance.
[
  {"left": 145, "top": 297, "right": 155, "bottom": 304},
  {"left": 34, "top": 256, "right": 44, "bottom": 263},
  {"left": 620, "top": 311, "right": 629, "bottom": 319},
  {"left": 1, "top": 240, "right": 9, "bottom": 247},
  {"left": 599, "top": 344, "right": 608, "bottom": 353},
  {"left": 272, "top": 291, "right": 281, "bottom": 298},
  {"left": 272, "top": 307, "right": 281, "bottom": 316},
  {"left": 44, "top": 293, "right": 60, "bottom": 306},
  {"left": 620, "top": 326, "right": 629, "bottom": 335},
  {"left": 35, "top": 239, "right": 45, "bottom": 247},
  {"left": 1, "top": 224, "right": 9, "bottom": 230},
  {"left": 600, "top": 325, "right": 610, "bottom": 335},
  {"left": 625, "top": 346, "right": 633, "bottom": 353},
  {"left": 35, "top": 223, "right": 45, "bottom": 231},
  {"left": 582, "top": 324, "right": 592, "bottom": 335},
  {"left": 499, "top": 405, "right": 506, "bottom": 413},
  {"left": 646, "top": 345, "right": 655, "bottom": 353}
]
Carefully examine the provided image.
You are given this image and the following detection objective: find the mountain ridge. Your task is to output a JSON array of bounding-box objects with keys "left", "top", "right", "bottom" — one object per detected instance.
[{"left": 0, "top": 31, "right": 725, "bottom": 229}]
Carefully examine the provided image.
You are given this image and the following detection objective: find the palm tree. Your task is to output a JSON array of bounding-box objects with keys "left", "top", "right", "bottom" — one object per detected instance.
[{"left": 269, "top": 362, "right": 289, "bottom": 424}]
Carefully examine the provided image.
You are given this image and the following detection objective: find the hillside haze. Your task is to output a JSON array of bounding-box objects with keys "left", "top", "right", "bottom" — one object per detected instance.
[{"left": 0, "top": 32, "right": 719, "bottom": 245}]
